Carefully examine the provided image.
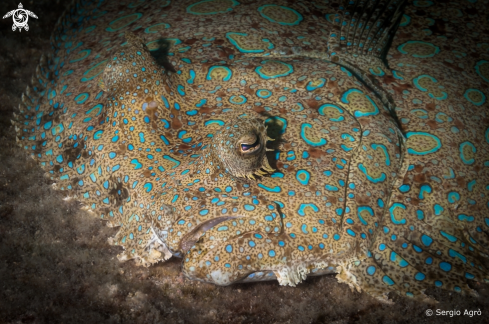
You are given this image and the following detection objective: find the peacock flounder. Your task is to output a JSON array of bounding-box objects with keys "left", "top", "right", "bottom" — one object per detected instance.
[{"left": 12, "top": 0, "right": 489, "bottom": 302}]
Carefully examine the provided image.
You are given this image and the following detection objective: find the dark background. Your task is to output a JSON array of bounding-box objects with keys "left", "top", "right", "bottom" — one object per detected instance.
[{"left": 0, "top": 0, "right": 488, "bottom": 323}]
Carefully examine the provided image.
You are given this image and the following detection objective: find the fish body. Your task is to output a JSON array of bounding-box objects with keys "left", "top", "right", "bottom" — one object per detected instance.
[{"left": 13, "top": 0, "right": 489, "bottom": 302}]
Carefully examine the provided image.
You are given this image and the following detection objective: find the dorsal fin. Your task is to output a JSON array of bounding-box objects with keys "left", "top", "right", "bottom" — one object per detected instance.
[{"left": 328, "top": 0, "right": 407, "bottom": 60}]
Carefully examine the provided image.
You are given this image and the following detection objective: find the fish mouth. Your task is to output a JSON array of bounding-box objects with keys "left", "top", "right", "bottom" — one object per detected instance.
[{"left": 178, "top": 216, "right": 239, "bottom": 253}]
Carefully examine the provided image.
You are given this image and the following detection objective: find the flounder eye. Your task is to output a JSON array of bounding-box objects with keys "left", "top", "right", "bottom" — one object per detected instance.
[{"left": 240, "top": 135, "right": 261, "bottom": 154}]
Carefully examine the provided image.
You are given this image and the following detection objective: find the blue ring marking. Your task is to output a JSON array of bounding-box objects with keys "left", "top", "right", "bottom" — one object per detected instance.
[
  {"left": 340, "top": 89, "right": 379, "bottom": 118},
  {"left": 457, "top": 214, "right": 475, "bottom": 222},
  {"left": 93, "top": 130, "right": 103, "bottom": 140},
  {"left": 371, "top": 144, "right": 390, "bottom": 166},
  {"left": 85, "top": 103, "right": 103, "bottom": 117},
  {"left": 256, "top": 89, "right": 272, "bottom": 99},
  {"left": 358, "top": 164, "right": 386, "bottom": 183},
  {"left": 106, "top": 13, "right": 143, "bottom": 32},
  {"left": 255, "top": 60, "right": 294, "bottom": 79},
  {"left": 357, "top": 206, "right": 373, "bottom": 226},
  {"left": 163, "top": 155, "right": 181, "bottom": 169},
  {"left": 265, "top": 116, "right": 287, "bottom": 135},
  {"left": 448, "top": 249, "right": 467, "bottom": 263},
  {"left": 225, "top": 32, "right": 264, "bottom": 53},
  {"left": 161, "top": 95, "right": 170, "bottom": 109},
  {"left": 369, "top": 67, "right": 385, "bottom": 76},
  {"left": 206, "top": 66, "right": 233, "bottom": 81},
  {"left": 341, "top": 133, "right": 355, "bottom": 142},
  {"left": 464, "top": 88, "right": 486, "bottom": 106},
  {"left": 475, "top": 60, "right": 489, "bottom": 82},
  {"left": 306, "top": 78, "right": 326, "bottom": 91},
  {"left": 300, "top": 123, "right": 327, "bottom": 146},
  {"left": 413, "top": 74, "right": 447, "bottom": 100},
  {"left": 468, "top": 180, "right": 476, "bottom": 192},
  {"left": 316, "top": 103, "right": 344, "bottom": 121},
  {"left": 301, "top": 224, "right": 309, "bottom": 234},
  {"left": 366, "top": 266, "right": 376, "bottom": 275},
  {"left": 257, "top": 183, "right": 281, "bottom": 193},
  {"left": 439, "top": 262, "right": 452, "bottom": 272},
  {"left": 187, "top": 0, "right": 240, "bottom": 15},
  {"left": 421, "top": 234, "right": 433, "bottom": 247},
  {"left": 80, "top": 59, "right": 108, "bottom": 82},
  {"left": 382, "top": 275, "right": 395, "bottom": 286},
  {"left": 257, "top": 5, "right": 303, "bottom": 26},
  {"left": 485, "top": 128, "right": 489, "bottom": 144},
  {"left": 400, "top": 14, "right": 411, "bottom": 27},
  {"left": 397, "top": 40, "right": 440, "bottom": 58},
  {"left": 204, "top": 119, "right": 225, "bottom": 127},
  {"left": 70, "top": 49, "right": 91, "bottom": 63},
  {"left": 229, "top": 95, "right": 247, "bottom": 104},
  {"left": 297, "top": 203, "right": 319, "bottom": 216},
  {"left": 459, "top": 141, "right": 476, "bottom": 165},
  {"left": 389, "top": 203, "right": 406, "bottom": 225},
  {"left": 295, "top": 170, "right": 310, "bottom": 185},
  {"left": 405, "top": 132, "right": 442, "bottom": 155},
  {"left": 144, "top": 23, "right": 170, "bottom": 34}
]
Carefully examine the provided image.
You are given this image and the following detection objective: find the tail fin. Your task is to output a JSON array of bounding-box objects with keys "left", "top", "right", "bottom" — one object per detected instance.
[{"left": 328, "top": 0, "right": 407, "bottom": 60}]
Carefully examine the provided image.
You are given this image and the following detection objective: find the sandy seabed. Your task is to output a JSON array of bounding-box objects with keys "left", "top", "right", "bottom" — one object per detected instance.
[{"left": 0, "top": 0, "right": 488, "bottom": 323}]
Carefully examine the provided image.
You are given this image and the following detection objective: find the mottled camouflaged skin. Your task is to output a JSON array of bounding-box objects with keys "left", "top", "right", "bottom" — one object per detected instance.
[{"left": 12, "top": 0, "right": 489, "bottom": 302}]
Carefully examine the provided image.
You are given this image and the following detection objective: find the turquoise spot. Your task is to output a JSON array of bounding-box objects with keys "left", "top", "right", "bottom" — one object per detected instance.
[
  {"left": 457, "top": 214, "right": 475, "bottom": 222},
  {"left": 414, "top": 272, "right": 425, "bottom": 281},
  {"left": 421, "top": 234, "right": 433, "bottom": 247},
  {"left": 366, "top": 266, "right": 376, "bottom": 275},
  {"left": 225, "top": 244, "right": 233, "bottom": 253},
  {"left": 295, "top": 170, "right": 310, "bottom": 185},
  {"left": 199, "top": 209, "right": 209, "bottom": 216},
  {"left": 269, "top": 250, "right": 276, "bottom": 257},
  {"left": 440, "top": 231, "right": 457, "bottom": 243},
  {"left": 439, "top": 262, "right": 452, "bottom": 272},
  {"left": 144, "top": 183, "right": 153, "bottom": 193},
  {"left": 449, "top": 249, "right": 467, "bottom": 263},
  {"left": 382, "top": 275, "right": 394, "bottom": 286}
]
